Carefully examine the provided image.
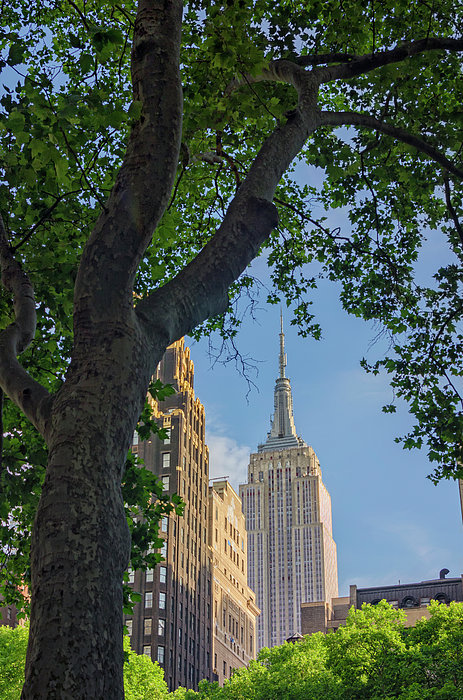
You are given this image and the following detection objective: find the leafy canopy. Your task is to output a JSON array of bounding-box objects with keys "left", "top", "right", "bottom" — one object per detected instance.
[
  {"left": 187, "top": 601, "right": 463, "bottom": 700},
  {"left": 1, "top": 0, "right": 463, "bottom": 604}
]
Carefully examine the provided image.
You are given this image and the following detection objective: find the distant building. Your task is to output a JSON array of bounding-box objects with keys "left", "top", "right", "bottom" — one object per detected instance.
[
  {"left": 240, "top": 314, "right": 338, "bottom": 650},
  {"left": 126, "top": 340, "right": 212, "bottom": 691},
  {"left": 301, "top": 570, "right": 463, "bottom": 634},
  {"left": 0, "top": 601, "right": 19, "bottom": 628},
  {"left": 0, "top": 586, "right": 29, "bottom": 629},
  {"left": 208, "top": 479, "right": 260, "bottom": 685}
]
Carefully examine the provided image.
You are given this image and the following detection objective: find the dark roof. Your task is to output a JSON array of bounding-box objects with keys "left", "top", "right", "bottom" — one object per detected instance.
[{"left": 356, "top": 576, "right": 463, "bottom": 608}]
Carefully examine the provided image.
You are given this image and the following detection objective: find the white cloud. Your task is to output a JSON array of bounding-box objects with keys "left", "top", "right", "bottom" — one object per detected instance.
[{"left": 206, "top": 432, "right": 251, "bottom": 492}]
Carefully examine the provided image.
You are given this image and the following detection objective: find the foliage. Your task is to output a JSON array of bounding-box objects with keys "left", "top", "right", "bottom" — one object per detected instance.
[
  {"left": 0, "top": 625, "right": 172, "bottom": 700},
  {"left": 2, "top": 603, "right": 463, "bottom": 698},
  {"left": 123, "top": 637, "right": 170, "bottom": 700},
  {"left": 0, "top": 0, "right": 461, "bottom": 490},
  {"left": 1, "top": 0, "right": 463, "bottom": 692},
  {"left": 0, "top": 622, "right": 28, "bottom": 700},
  {"left": 186, "top": 602, "right": 463, "bottom": 700}
]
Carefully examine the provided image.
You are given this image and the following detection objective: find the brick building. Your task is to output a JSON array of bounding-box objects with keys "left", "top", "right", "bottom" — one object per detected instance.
[{"left": 126, "top": 339, "right": 212, "bottom": 691}]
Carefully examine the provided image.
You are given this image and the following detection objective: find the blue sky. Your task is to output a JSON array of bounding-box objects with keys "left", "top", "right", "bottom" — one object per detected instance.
[{"left": 188, "top": 251, "right": 463, "bottom": 597}]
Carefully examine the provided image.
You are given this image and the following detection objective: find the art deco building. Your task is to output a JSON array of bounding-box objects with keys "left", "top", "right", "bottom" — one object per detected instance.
[
  {"left": 126, "top": 339, "right": 212, "bottom": 691},
  {"left": 208, "top": 479, "right": 260, "bottom": 685},
  {"left": 240, "top": 315, "right": 339, "bottom": 650}
]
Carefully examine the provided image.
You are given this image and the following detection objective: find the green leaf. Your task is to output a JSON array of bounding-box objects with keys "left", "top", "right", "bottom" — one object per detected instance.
[{"left": 79, "top": 53, "right": 94, "bottom": 73}]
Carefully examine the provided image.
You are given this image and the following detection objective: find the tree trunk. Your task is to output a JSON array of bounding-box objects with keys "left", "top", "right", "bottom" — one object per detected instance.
[{"left": 21, "top": 321, "right": 158, "bottom": 699}]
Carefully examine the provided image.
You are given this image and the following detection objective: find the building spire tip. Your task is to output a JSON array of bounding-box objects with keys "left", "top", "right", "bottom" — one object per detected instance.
[{"left": 279, "top": 309, "right": 286, "bottom": 379}]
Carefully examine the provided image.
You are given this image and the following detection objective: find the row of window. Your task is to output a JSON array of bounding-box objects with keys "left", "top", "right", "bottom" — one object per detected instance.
[
  {"left": 127, "top": 566, "right": 166, "bottom": 585},
  {"left": 143, "top": 617, "right": 165, "bottom": 636},
  {"left": 144, "top": 644, "right": 165, "bottom": 664}
]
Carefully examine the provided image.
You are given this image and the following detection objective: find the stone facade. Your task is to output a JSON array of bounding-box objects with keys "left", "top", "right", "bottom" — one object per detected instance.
[
  {"left": 208, "top": 479, "right": 260, "bottom": 685},
  {"left": 240, "top": 314, "right": 338, "bottom": 650}
]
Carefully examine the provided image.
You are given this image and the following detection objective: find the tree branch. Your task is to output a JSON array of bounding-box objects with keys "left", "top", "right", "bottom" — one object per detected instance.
[
  {"left": 319, "top": 111, "right": 463, "bottom": 180},
  {"left": 0, "top": 215, "right": 52, "bottom": 437},
  {"left": 73, "top": 0, "right": 183, "bottom": 318},
  {"left": 136, "top": 74, "right": 320, "bottom": 343},
  {"left": 443, "top": 177, "right": 463, "bottom": 247},
  {"left": 315, "top": 36, "right": 463, "bottom": 83},
  {"left": 225, "top": 59, "right": 310, "bottom": 96},
  {"left": 295, "top": 52, "right": 358, "bottom": 66}
]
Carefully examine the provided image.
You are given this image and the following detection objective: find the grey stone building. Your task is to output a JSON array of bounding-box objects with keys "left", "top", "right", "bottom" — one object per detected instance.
[{"left": 240, "top": 315, "right": 338, "bottom": 650}]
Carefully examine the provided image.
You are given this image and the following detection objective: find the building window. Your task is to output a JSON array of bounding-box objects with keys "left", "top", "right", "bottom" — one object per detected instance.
[
  {"left": 223, "top": 661, "right": 226, "bottom": 677},
  {"left": 145, "top": 591, "right": 153, "bottom": 608},
  {"left": 133, "top": 431, "right": 138, "bottom": 446},
  {"left": 162, "top": 476, "right": 170, "bottom": 490},
  {"left": 159, "top": 592, "right": 166, "bottom": 609},
  {"left": 163, "top": 429, "right": 171, "bottom": 445},
  {"left": 144, "top": 618, "right": 152, "bottom": 636},
  {"left": 162, "top": 452, "right": 170, "bottom": 469},
  {"left": 179, "top": 628, "right": 182, "bottom": 644},
  {"left": 160, "top": 540, "right": 167, "bottom": 559},
  {"left": 158, "top": 619, "right": 165, "bottom": 636},
  {"left": 126, "top": 619, "right": 132, "bottom": 636},
  {"left": 127, "top": 568, "right": 134, "bottom": 584},
  {"left": 214, "top": 653, "right": 217, "bottom": 670},
  {"left": 143, "top": 645, "right": 151, "bottom": 656},
  {"left": 159, "top": 566, "right": 167, "bottom": 584},
  {"left": 161, "top": 516, "right": 168, "bottom": 533},
  {"left": 157, "top": 645, "right": 165, "bottom": 664},
  {"left": 146, "top": 568, "right": 154, "bottom": 583}
]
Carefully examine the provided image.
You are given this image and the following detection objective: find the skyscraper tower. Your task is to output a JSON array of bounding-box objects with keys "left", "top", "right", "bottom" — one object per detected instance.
[
  {"left": 239, "top": 314, "right": 339, "bottom": 650},
  {"left": 126, "top": 340, "right": 212, "bottom": 690}
]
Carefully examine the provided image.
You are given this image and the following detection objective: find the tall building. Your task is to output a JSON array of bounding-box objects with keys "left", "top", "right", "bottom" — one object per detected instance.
[
  {"left": 208, "top": 479, "right": 260, "bottom": 685},
  {"left": 240, "top": 315, "right": 339, "bottom": 650},
  {"left": 126, "top": 339, "right": 212, "bottom": 691}
]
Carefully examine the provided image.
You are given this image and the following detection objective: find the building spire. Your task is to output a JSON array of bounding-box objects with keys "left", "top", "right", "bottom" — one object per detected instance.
[
  {"left": 279, "top": 308, "right": 286, "bottom": 379},
  {"left": 258, "top": 312, "right": 306, "bottom": 452}
]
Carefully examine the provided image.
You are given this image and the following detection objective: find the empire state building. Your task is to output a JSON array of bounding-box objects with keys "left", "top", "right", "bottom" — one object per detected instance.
[{"left": 239, "top": 316, "right": 339, "bottom": 650}]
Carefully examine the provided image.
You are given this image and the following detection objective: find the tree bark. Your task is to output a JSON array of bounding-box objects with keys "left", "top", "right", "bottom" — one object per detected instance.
[{"left": 22, "top": 316, "right": 162, "bottom": 699}]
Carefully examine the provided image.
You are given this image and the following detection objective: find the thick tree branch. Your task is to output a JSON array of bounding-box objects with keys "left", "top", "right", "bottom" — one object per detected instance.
[
  {"left": 226, "top": 59, "right": 310, "bottom": 96},
  {"left": 137, "top": 75, "right": 320, "bottom": 343},
  {"left": 319, "top": 111, "right": 463, "bottom": 180},
  {"left": 295, "top": 52, "right": 358, "bottom": 66},
  {"left": 74, "top": 0, "right": 183, "bottom": 318},
  {"left": 315, "top": 36, "right": 463, "bottom": 83},
  {"left": 0, "top": 215, "right": 52, "bottom": 437},
  {"left": 444, "top": 177, "right": 463, "bottom": 247}
]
